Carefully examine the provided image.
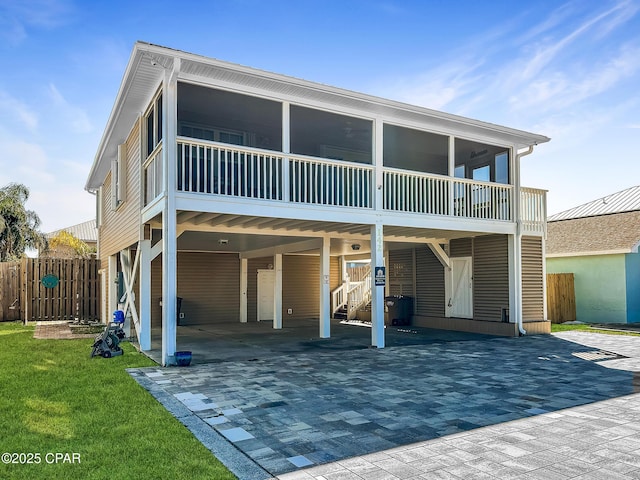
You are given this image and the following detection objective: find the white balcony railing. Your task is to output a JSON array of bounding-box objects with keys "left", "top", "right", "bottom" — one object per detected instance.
[
  {"left": 166, "top": 139, "right": 546, "bottom": 231},
  {"left": 144, "top": 145, "right": 163, "bottom": 205},
  {"left": 384, "top": 169, "right": 512, "bottom": 221},
  {"left": 521, "top": 187, "right": 547, "bottom": 236}
]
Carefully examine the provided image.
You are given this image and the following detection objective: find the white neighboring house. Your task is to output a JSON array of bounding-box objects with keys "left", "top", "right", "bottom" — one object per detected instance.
[{"left": 85, "top": 42, "right": 551, "bottom": 366}]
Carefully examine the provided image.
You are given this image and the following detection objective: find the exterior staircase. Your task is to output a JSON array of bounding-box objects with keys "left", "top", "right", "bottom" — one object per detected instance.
[{"left": 331, "top": 265, "right": 372, "bottom": 321}]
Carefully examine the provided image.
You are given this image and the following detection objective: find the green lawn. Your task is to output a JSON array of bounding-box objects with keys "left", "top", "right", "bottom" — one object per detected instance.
[
  {"left": 0, "top": 322, "right": 236, "bottom": 480},
  {"left": 551, "top": 322, "right": 640, "bottom": 336}
]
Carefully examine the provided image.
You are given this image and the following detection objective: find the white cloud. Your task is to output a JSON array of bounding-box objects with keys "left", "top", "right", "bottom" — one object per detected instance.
[
  {"left": 0, "top": 90, "right": 38, "bottom": 130},
  {"left": 48, "top": 83, "right": 93, "bottom": 134}
]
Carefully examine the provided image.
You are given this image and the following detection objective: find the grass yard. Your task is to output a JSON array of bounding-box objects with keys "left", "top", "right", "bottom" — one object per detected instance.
[
  {"left": 551, "top": 322, "right": 640, "bottom": 336},
  {"left": 0, "top": 322, "right": 236, "bottom": 480}
]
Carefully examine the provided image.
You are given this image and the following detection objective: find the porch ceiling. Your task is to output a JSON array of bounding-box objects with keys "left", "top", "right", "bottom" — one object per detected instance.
[{"left": 152, "top": 211, "right": 488, "bottom": 256}]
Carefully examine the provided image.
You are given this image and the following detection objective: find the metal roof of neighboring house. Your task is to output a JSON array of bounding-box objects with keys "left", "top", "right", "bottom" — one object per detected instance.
[
  {"left": 47, "top": 220, "right": 97, "bottom": 244},
  {"left": 548, "top": 185, "right": 640, "bottom": 221},
  {"left": 546, "top": 210, "right": 640, "bottom": 257}
]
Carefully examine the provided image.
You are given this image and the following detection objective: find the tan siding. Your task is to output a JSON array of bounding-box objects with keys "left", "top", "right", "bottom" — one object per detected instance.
[
  {"left": 450, "top": 238, "right": 472, "bottom": 257},
  {"left": 473, "top": 235, "right": 509, "bottom": 321},
  {"left": 522, "top": 236, "right": 544, "bottom": 320},
  {"left": 283, "top": 255, "right": 320, "bottom": 321},
  {"left": 99, "top": 119, "right": 142, "bottom": 260},
  {"left": 389, "top": 249, "right": 414, "bottom": 296},
  {"left": 415, "top": 246, "right": 445, "bottom": 316},
  {"left": 330, "top": 256, "right": 340, "bottom": 291},
  {"left": 151, "top": 254, "right": 162, "bottom": 328},
  {"left": 177, "top": 252, "right": 240, "bottom": 324}
]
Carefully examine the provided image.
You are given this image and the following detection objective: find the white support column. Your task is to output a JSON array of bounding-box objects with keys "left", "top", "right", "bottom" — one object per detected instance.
[
  {"left": 139, "top": 237, "right": 152, "bottom": 351},
  {"left": 507, "top": 234, "right": 522, "bottom": 331},
  {"left": 240, "top": 257, "right": 248, "bottom": 323},
  {"left": 273, "top": 254, "right": 283, "bottom": 329},
  {"left": 449, "top": 136, "right": 455, "bottom": 214},
  {"left": 542, "top": 236, "right": 548, "bottom": 321},
  {"left": 282, "top": 102, "right": 290, "bottom": 202},
  {"left": 374, "top": 117, "right": 384, "bottom": 211},
  {"left": 370, "top": 223, "right": 385, "bottom": 348},
  {"left": 161, "top": 58, "right": 180, "bottom": 366},
  {"left": 319, "top": 237, "right": 331, "bottom": 338}
]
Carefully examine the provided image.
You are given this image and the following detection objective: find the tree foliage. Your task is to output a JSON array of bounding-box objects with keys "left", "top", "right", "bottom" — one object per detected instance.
[
  {"left": 45, "top": 230, "right": 95, "bottom": 259},
  {"left": 0, "top": 183, "right": 47, "bottom": 262}
]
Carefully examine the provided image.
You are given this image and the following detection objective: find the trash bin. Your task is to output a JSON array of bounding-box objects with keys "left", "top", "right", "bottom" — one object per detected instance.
[
  {"left": 385, "top": 296, "right": 413, "bottom": 326},
  {"left": 176, "top": 297, "right": 183, "bottom": 326},
  {"left": 160, "top": 297, "right": 184, "bottom": 325}
]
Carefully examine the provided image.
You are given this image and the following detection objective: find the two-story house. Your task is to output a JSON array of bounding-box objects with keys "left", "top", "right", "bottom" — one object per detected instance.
[{"left": 86, "top": 42, "right": 550, "bottom": 366}]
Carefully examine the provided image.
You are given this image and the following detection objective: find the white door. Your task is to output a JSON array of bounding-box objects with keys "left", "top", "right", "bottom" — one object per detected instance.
[
  {"left": 448, "top": 257, "right": 473, "bottom": 319},
  {"left": 257, "top": 270, "right": 275, "bottom": 321}
]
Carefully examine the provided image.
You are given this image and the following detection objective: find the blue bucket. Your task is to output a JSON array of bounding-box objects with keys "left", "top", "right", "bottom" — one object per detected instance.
[{"left": 175, "top": 351, "right": 192, "bottom": 367}]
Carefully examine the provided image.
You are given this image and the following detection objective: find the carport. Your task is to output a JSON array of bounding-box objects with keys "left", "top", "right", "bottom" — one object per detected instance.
[{"left": 147, "top": 319, "right": 496, "bottom": 365}]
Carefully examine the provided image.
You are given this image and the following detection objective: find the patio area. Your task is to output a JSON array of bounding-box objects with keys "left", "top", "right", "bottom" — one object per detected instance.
[{"left": 129, "top": 323, "right": 640, "bottom": 478}]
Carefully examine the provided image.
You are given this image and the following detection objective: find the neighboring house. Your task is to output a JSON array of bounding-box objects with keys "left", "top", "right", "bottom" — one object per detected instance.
[
  {"left": 43, "top": 220, "right": 98, "bottom": 258},
  {"left": 546, "top": 185, "right": 640, "bottom": 324},
  {"left": 85, "top": 42, "right": 551, "bottom": 365}
]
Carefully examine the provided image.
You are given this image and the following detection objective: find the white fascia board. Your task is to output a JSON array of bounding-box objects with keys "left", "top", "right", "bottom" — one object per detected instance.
[{"left": 546, "top": 249, "right": 630, "bottom": 258}]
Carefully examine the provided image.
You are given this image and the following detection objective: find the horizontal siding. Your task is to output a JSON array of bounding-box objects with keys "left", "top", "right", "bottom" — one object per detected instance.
[
  {"left": 151, "top": 255, "right": 162, "bottom": 328},
  {"left": 389, "top": 249, "right": 414, "bottom": 296},
  {"left": 177, "top": 252, "right": 240, "bottom": 324},
  {"left": 450, "top": 238, "right": 472, "bottom": 257},
  {"left": 283, "top": 255, "right": 320, "bottom": 321},
  {"left": 473, "top": 235, "right": 509, "bottom": 321},
  {"left": 415, "top": 246, "right": 445, "bottom": 317},
  {"left": 522, "top": 236, "right": 544, "bottom": 320},
  {"left": 99, "top": 119, "right": 142, "bottom": 261}
]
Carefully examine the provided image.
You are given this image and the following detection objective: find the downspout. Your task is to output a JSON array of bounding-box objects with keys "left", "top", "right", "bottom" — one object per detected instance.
[{"left": 514, "top": 145, "right": 534, "bottom": 335}]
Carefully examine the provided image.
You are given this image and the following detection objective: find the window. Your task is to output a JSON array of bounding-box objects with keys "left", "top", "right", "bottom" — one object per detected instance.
[
  {"left": 472, "top": 165, "right": 490, "bottom": 182},
  {"left": 495, "top": 153, "right": 508, "bottom": 184},
  {"left": 290, "top": 105, "right": 372, "bottom": 164},
  {"left": 111, "top": 143, "right": 126, "bottom": 210},
  {"left": 383, "top": 124, "right": 448, "bottom": 174},
  {"left": 145, "top": 92, "right": 163, "bottom": 157},
  {"left": 454, "top": 138, "right": 509, "bottom": 183},
  {"left": 177, "top": 83, "right": 282, "bottom": 151}
]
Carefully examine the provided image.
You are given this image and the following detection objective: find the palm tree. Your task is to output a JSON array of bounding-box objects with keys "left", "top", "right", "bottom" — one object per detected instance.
[{"left": 0, "top": 183, "right": 47, "bottom": 261}]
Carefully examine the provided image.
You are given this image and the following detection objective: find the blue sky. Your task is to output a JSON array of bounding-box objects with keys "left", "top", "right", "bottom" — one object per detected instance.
[{"left": 1, "top": 0, "right": 639, "bottom": 232}]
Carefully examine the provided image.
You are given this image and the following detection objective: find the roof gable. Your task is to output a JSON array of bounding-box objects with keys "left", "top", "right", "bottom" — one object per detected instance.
[{"left": 86, "top": 41, "right": 550, "bottom": 190}]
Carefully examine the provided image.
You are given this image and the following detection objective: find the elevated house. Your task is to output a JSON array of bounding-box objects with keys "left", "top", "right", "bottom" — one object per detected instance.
[
  {"left": 547, "top": 185, "right": 640, "bottom": 324},
  {"left": 86, "top": 42, "right": 550, "bottom": 365}
]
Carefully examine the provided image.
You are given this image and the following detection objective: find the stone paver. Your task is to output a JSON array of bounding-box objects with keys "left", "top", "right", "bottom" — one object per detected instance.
[{"left": 129, "top": 328, "right": 640, "bottom": 479}]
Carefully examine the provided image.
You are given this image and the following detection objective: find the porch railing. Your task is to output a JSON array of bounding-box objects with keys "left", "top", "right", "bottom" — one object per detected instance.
[
  {"left": 383, "top": 168, "right": 512, "bottom": 221},
  {"left": 170, "top": 139, "right": 546, "bottom": 229},
  {"left": 177, "top": 139, "right": 373, "bottom": 208},
  {"left": 521, "top": 187, "right": 547, "bottom": 236},
  {"left": 144, "top": 145, "right": 163, "bottom": 205}
]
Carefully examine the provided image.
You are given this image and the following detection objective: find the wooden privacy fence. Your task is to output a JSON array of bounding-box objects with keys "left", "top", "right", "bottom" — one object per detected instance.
[
  {"left": 0, "top": 258, "right": 100, "bottom": 322},
  {"left": 0, "top": 261, "right": 22, "bottom": 321},
  {"left": 547, "top": 273, "right": 576, "bottom": 323}
]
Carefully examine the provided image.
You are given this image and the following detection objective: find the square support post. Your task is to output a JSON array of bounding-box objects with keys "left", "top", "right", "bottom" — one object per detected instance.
[
  {"left": 319, "top": 237, "right": 331, "bottom": 338},
  {"left": 370, "top": 223, "right": 385, "bottom": 348},
  {"left": 139, "top": 238, "right": 152, "bottom": 350},
  {"left": 240, "top": 257, "right": 248, "bottom": 323},
  {"left": 273, "top": 254, "right": 283, "bottom": 329}
]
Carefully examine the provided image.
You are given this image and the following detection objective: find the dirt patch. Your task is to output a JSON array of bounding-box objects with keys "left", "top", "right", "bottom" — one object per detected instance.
[{"left": 33, "top": 321, "right": 100, "bottom": 340}]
